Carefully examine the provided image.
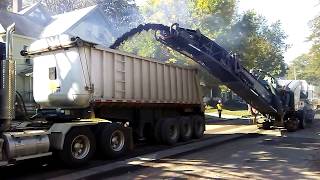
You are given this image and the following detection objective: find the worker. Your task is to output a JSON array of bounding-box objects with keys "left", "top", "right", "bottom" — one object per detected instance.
[
  {"left": 216, "top": 100, "right": 223, "bottom": 118},
  {"left": 248, "top": 104, "right": 258, "bottom": 124}
]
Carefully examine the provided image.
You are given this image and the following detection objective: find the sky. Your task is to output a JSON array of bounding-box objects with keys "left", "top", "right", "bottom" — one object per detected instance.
[
  {"left": 136, "top": 0, "right": 319, "bottom": 64},
  {"left": 238, "top": 0, "right": 319, "bottom": 64}
]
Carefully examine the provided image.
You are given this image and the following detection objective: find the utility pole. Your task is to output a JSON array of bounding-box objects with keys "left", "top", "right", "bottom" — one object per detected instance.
[{"left": 293, "top": 65, "right": 297, "bottom": 80}]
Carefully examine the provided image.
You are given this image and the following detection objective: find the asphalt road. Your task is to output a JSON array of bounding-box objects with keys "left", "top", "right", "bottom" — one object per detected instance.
[
  {"left": 1, "top": 116, "right": 319, "bottom": 180},
  {"left": 100, "top": 118, "right": 320, "bottom": 180},
  {"left": 0, "top": 116, "right": 256, "bottom": 180}
]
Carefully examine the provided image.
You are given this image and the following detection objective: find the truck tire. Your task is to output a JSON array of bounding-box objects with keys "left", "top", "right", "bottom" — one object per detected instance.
[
  {"left": 193, "top": 115, "right": 205, "bottom": 138},
  {"left": 304, "top": 110, "right": 314, "bottom": 127},
  {"left": 98, "top": 123, "right": 128, "bottom": 158},
  {"left": 179, "top": 116, "right": 192, "bottom": 141},
  {"left": 58, "top": 127, "right": 96, "bottom": 167},
  {"left": 284, "top": 117, "right": 299, "bottom": 132},
  {"left": 259, "top": 121, "right": 272, "bottom": 130},
  {"left": 161, "top": 118, "right": 180, "bottom": 145}
]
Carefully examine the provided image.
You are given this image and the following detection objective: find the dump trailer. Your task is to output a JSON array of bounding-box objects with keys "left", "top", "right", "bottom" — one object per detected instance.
[{"left": 0, "top": 25, "right": 205, "bottom": 167}]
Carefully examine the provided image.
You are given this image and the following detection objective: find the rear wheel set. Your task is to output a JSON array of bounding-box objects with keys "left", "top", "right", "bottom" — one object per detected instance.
[
  {"left": 97, "top": 123, "right": 130, "bottom": 159},
  {"left": 284, "top": 116, "right": 299, "bottom": 132},
  {"left": 153, "top": 115, "right": 205, "bottom": 145},
  {"left": 257, "top": 121, "right": 273, "bottom": 130},
  {"left": 58, "top": 127, "right": 96, "bottom": 167},
  {"left": 58, "top": 123, "right": 130, "bottom": 167}
]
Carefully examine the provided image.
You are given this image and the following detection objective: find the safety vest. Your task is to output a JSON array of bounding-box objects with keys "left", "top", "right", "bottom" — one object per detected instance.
[{"left": 217, "top": 103, "right": 222, "bottom": 110}]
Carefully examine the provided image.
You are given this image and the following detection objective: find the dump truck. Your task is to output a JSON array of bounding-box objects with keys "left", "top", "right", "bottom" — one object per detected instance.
[{"left": 0, "top": 24, "right": 205, "bottom": 167}]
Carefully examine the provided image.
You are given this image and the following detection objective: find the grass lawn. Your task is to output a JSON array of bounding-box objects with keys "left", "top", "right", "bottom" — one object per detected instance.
[{"left": 205, "top": 106, "right": 251, "bottom": 117}]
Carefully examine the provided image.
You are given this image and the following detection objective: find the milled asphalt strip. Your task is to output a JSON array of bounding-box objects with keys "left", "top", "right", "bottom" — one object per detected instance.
[{"left": 49, "top": 133, "right": 257, "bottom": 180}]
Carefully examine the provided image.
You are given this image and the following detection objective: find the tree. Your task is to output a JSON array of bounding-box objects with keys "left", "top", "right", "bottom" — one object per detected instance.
[
  {"left": 309, "top": 15, "right": 320, "bottom": 44},
  {"left": 308, "top": 15, "right": 320, "bottom": 84},
  {"left": 0, "top": 0, "right": 10, "bottom": 10},
  {"left": 38, "top": 0, "right": 141, "bottom": 36},
  {"left": 40, "top": 0, "right": 89, "bottom": 14},
  {"left": 218, "top": 11, "right": 288, "bottom": 76},
  {"left": 287, "top": 54, "right": 310, "bottom": 80},
  {"left": 97, "top": 0, "right": 142, "bottom": 34},
  {"left": 286, "top": 13, "right": 320, "bottom": 85},
  {"left": 120, "top": 0, "right": 288, "bottom": 96},
  {"left": 190, "top": 0, "right": 236, "bottom": 38}
]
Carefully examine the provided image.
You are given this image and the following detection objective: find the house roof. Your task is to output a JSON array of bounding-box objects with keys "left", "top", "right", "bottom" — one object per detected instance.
[
  {"left": 0, "top": 10, "right": 44, "bottom": 38},
  {"left": 0, "top": 24, "right": 5, "bottom": 33},
  {"left": 40, "top": 5, "right": 97, "bottom": 37},
  {"left": 0, "top": 4, "right": 115, "bottom": 45}
]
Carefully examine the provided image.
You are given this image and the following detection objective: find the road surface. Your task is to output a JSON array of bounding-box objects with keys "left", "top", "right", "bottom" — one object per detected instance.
[
  {"left": 85, "top": 117, "right": 320, "bottom": 180},
  {"left": 1, "top": 115, "right": 319, "bottom": 179}
]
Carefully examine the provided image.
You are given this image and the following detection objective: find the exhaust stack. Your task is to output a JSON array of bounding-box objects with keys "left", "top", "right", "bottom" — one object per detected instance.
[{"left": 0, "top": 23, "right": 15, "bottom": 132}]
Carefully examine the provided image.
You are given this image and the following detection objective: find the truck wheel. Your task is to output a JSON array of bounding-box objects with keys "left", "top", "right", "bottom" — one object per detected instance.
[
  {"left": 193, "top": 115, "right": 205, "bottom": 138},
  {"left": 259, "top": 121, "right": 272, "bottom": 130},
  {"left": 161, "top": 118, "right": 180, "bottom": 145},
  {"left": 59, "top": 127, "right": 96, "bottom": 167},
  {"left": 179, "top": 117, "right": 192, "bottom": 141},
  {"left": 284, "top": 117, "right": 299, "bottom": 132},
  {"left": 98, "top": 123, "right": 128, "bottom": 158},
  {"left": 304, "top": 110, "right": 314, "bottom": 127}
]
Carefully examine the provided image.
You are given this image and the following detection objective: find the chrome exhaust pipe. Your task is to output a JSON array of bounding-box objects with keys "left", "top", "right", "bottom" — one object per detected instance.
[{"left": 0, "top": 23, "right": 15, "bottom": 132}]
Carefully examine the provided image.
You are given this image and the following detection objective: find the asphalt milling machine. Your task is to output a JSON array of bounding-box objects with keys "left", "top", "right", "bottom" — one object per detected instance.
[{"left": 111, "top": 23, "right": 315, "bottom": 131}]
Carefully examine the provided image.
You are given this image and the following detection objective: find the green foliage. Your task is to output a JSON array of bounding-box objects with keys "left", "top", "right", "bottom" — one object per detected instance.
[
  {"left": 287, "top": 54, "right": 309, "bottom": 79},
  {"left": 309, "top": 16, "right": 320, "bottom": 44},
  {"left": 95, "top": 0, "right": 142, "bottom": 34},
  {"left": 118, "top": 0, "right": 288, "bottom": 94},
  {"left": 35, "top": 0, "right": 288, "bottom": 92},
  {"left": 190, "top": 0, "right": 236, "bottom": 38},
  {"left": 287, "top": 53, "right": 320, "bottom": 85},
  {"left": 218, "top": 11, "right": 287, "bottom": 76},
  {"left": 287, "top": 14, "right": 320, "bottom": 85}
]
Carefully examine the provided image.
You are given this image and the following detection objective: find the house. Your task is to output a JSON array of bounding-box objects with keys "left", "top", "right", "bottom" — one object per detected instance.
[{"left": 0, "top": 0, "right": 115, "bottom": 105}]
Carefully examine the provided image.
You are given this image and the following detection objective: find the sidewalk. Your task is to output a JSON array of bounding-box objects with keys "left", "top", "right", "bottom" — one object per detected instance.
[{"left": 205, "top": 112, "right": 242, "bottom": 119}]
